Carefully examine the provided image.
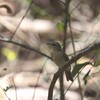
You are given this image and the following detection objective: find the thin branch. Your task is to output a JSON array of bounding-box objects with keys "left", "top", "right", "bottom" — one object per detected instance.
[
  {"left": 47, "top": 71, "right": 59, "bottom": 100},
  {"left": 65, "top": 1, "right": 82, "bottom": 99},
  {"left": 68, "top": 15, "right": 76, "bottom": 54},
  {"left": 12, "top": 78, "right": 17, "bottom": 100},
  {"left": 0, "top": 85, "right": 11, "bottom": 100},
  {"left": 63, "top": 0, "right": 71, "bottom": 52},
  {"left": 78, "top": 75, "right": 83, "bottom": 100},
  {"left": 32, "top": 58, "right": 48, "bottom": 100},
  {"left": 69, "top": 10, "right": 84, "bottom": 99},
  {"left": 0, "top": 38, "right": 51, "bottom": 59},
  {"left": 60, "top": 1, "right": 71, "bottom": 99},
  {"left": 70, "top": 0, "right": 85, "bottom": 14},
  {"left": 10, "top": 0, "right": 33, "bottom": 40},
  {"left": 59, "top": 73, "right": 65, "bottom": 100}
]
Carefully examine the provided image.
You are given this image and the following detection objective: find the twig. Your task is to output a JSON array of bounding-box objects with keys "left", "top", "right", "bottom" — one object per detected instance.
[
  {"left": 68, "top": 15, "right": 76, "bottom": 54},
  {"left": 12, "top": 78, "right": 17, "bottom": 100},
  {"left": 69, "top": 10, "right": 84, "bottom": 99},
  {"left": 63, "top": 0, "right": 71, "bottom": 52},
  {"left": 0, "top": 38, "right": 51, "bottom": 59},
  {"left": 47, "top": 71, "right": 59, "bottom": 100},
  {"left": 32, "top": 58, "right": 48, "bottom": 100},
  {"left": 61, "top": 1, "right": 71, "bottom": 99},
  {"left": 0, "top": 85, "right": 11, "bottom": 100},
  {"left": 70, "top": 0, "right": 86, "bottom": 14},
  {"left": 78, "top": 75, "right": 83, "bottom": 100},
  {"left": 59, "top": 73, "right": 65, "bottom": 100},
  {"left": 10, "top": 0, "right": 33, "bottom": 40}
]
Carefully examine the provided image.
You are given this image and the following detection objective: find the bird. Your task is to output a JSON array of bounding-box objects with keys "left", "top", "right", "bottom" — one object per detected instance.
[{"left": 47, "top": 41, "right": 73, "bottom": 81}]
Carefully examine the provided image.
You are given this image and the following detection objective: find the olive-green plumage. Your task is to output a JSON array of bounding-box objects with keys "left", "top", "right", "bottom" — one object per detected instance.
[{"left": 47, "top": 41, "right": 73, "bottom": 81}]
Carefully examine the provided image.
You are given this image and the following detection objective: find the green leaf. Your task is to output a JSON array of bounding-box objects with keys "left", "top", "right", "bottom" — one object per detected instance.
[
  {"left": 94, "top": 58, "right": 100, "bottom": 66},
  {"left": 93, "top": 49, "right": 100, "bottom": 54},
  {"left": 72, "top": 62, "right": 92, "bottom": 77},
  {"left": 83, "top": 69, "right": 91, "bottom": 84},
  {"left": 56, "top": 22, "right": 64, "bottom": 32}
]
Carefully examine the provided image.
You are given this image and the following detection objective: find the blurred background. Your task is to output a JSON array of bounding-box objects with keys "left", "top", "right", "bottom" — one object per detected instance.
[{"left": 0, "top": 0, "right": 100, "bottom": 100}]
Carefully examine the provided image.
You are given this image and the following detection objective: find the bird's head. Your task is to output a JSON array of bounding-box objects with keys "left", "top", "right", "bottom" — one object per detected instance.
[{"left": 47, "top": 41, "right": 61, "bottom": 51}]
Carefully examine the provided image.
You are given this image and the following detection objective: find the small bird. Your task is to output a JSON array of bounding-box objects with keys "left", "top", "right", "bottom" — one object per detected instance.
[{"left": 47, "top": 41, "right": 73, "bottom": 81}]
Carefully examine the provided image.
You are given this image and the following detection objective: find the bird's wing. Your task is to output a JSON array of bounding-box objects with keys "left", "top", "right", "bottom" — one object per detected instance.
[
  {"left": 62, "top": 50, "right": 72, "bottom": 71},
  {"left": 62, "top": 51, "right": 69, "bottom": 61}
]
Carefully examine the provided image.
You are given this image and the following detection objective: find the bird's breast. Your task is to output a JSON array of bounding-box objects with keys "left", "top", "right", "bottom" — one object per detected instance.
[{"left": 51, "top": 51, "right": 64, "bottom": 67}]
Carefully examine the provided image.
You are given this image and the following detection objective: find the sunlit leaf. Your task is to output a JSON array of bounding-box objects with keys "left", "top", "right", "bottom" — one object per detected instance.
[{"left": 1, "top": 48, "right": 17, "bottom": 61}]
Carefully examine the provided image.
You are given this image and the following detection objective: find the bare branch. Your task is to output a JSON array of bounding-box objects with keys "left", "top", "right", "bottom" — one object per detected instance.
[
  {"left": 47, "top": 71, "right": 59, "bottom": 100},
  {"left": 32, "top": 58, "right": 48, "bottom": 100},
  {"left": 70, "top": 0, "right": 85, "bottom": 14},
  {"left": 10, "top": 0, "right": 33, "bottom": 40},
  {"left": 0, "top": 38, "right": 51, "bottom": 59},
  {"left": 63, "top": 0, "right": 71, "bottom": 52}
]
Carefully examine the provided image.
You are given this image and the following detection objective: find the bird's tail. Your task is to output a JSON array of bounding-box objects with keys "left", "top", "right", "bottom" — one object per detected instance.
[{"left": 65, "top": 70, "right": 73, "bottom": 82}]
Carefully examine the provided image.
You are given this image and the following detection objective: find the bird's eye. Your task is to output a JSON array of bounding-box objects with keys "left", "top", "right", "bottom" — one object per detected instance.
[{"left": 52, "top": 43, "right": 56, "bottom": 45}]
